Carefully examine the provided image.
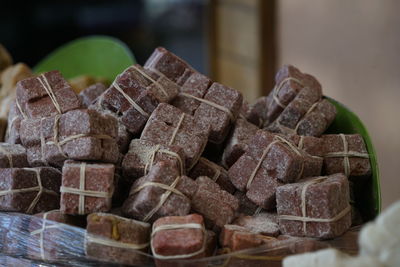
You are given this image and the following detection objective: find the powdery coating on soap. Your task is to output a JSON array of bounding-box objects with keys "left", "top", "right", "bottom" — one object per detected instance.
[
  {"left": 143, "top": 67, "right": 180, "bottom": 103},
  {"left": 172, "top": 72, "right": 212, "bottom": 115},
  {"left": 27, "top": 210, "right": 84, "bottom": 261},
  {"left": 241, "top": 96, "right": 269, "bottom": 127},
  {"left": 220, "top": 224, "right": 277, "bottom": 251},
  {"left": 100, "top": 65, "right": 160, "bottom": 134},
  {"left": 286, "top": 134, "right": 325, "bottom": 157},
  {"left": 141, "top": 103, "right": 210, "bottom": 169},
  {"left": 20, "top": 109, "right": 120, "bottom": 167},
  {"left": 79, "top": 83, "right": 107, "bottom": 108},
  {"left": 86, "top": 213, "right": 150, "bottom": 266},
  {"left": 191, "top": 176, "right": 239, "bottom": 228},
  {"left": 122, "top": 161, "right": 197, "bottom": 223},
  {"left": 194, "top": 82, "right": 243, "bottom": 144},
  {"left": 189, "top": 157, "right": 235, "bottom": 194},
  {"left": 234, "top": 191, "right": 260, "bottom": 215},
  {"left": 322, "top": 134, "right": 371, "bottom": 177},
  {"left": 267, "top": 65, "right": 322, "bottom": 123},
  {"left": 295, "top": 99, "right": 337, "bottom": 136},
  {"left": 152, "top": 214, "right": 205, "bottom": 267},
  {"left": 122, "top": 139, "right": 186, "bottom": 186},
  {"left": 222, "top": 118, "right": 259, "bottom": 168},
  {"left": 144, "top": 47, "right": 194, "bottom": 85},
  {"left": 16, "top": 70, "right": 81, "bottom": 118},
  {"left": 60, "top": 161, "right": 115, "bottom": 215},
  {"left": 0, "top": 167, "right": 61, "bottom": 214},
  {"left": 276, "top": 173, "right": 351, "bottom": 239},
  {"left": 0, "top": 143, "right": 28, "bottom": 168},
  {"left": 232, "top": 212, "right": 280, "bottom": 236}
]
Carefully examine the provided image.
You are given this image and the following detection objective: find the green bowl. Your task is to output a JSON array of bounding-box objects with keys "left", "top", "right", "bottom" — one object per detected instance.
[{"left": 34, "top": 35, "right": 136, "bottom": 82}]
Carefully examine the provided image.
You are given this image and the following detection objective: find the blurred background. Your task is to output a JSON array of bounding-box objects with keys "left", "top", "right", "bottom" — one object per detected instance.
[{"left": 1, "top": 0, "right": 399, "bottom": 208}]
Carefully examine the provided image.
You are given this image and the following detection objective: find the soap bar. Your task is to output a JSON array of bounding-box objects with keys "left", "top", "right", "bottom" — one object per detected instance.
[
  {"left": 144, "top": 47, "right": 194, "bottom": 85},
  {"left": 0, "top": 167, "right": 61, "bottom": 214},
  {"left": 99, "top": 64, "right": 178, "bottom": 135},
  {"left": 122, "top": 139, "right": 186, "bottom": 187},
  {"left": 322, "top": 134, "right": 371, "bottom": 178},
  {"left": 85, "top": 213, "right": 151, "bottom": 266},
  {"left": 60, "top": 161, "right": 115, "bottom": 215},
  {"left": 189, "top": 157, "right": 235, "bottom": 194},
  {"left": 276, "top": 174, "right": 351, "bottom": 239},
  {"left": 79, "top": 82, "right": 107, "bottom": 108},
  {"left": 20, "top": 109, "right": 120, "bottom": 167},
  {"left": 16, "top": 70, "right": 81, "bottom": 118},
  {"left": 141, "top": 103, "right": 210, "bottom": 169},
  {"left": 221, "top": 118, "right": 259, "bottom": 168},
  {"left": 191, "top": 176, "right": 239, "bottom": 229},
  {"left": 266, "top": 65, "right": 322, "bottom": 123},
  {"left": 0, "top": 143, "right": 28, "bottom": 168},
  {"left": 122, "top": 161, "right": 197, "bottom": 223},
  {"left": 151, "top": 214, "right": 206, "bottom": 266}
]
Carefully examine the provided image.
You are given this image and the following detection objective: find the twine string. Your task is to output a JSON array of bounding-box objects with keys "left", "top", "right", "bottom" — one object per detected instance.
[
  {"left": 37, "top": 74, "right": 62, "bottom": 114},
  {"left": 272, "top": 77, "right": 304, "bottom": 108}
]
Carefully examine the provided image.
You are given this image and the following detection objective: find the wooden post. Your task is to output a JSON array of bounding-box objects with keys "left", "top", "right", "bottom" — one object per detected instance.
[{"left": 209, "top": 0, "right": 276, "bottom": 102}]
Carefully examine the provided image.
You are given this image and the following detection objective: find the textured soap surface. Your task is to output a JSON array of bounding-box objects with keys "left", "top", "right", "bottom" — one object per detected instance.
[
  {"left": 152, "top": 214, "right": 206, "bottom": 265},
  {"left": 122, "top": 161, "right": 196, "bottom": 223},
  {"left": 0, "top": 167, "right": 61, "bottom": 214},
  {"left": 60, "top": 161, "right": 115, "bottom": 215},
  {"left": 0, "top": 143, "right": 28, "bottom": 168},
  {"left": 16, "top": 70, "right": 81, "bottom": 119},
  {"left": 276, "top": 173, "right": 351, "bottom": 239},
  {"left": 86, "top": 213, "right": 150, "bottom": 266}
]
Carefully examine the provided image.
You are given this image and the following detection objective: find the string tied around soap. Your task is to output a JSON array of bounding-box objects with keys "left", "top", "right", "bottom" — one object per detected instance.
[
  {"left": 151, "top": 222, "right": 207, "bottom": 260},
  {"left": 278, "top": 176, "right": 351, "bottom": 235}
]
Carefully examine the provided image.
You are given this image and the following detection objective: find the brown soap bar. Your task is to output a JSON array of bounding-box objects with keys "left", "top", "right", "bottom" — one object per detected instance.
[
  {"left": 79, "top": 82, "right": 107, "bottom": 108},
  {"left": 141, "top": 103, "right": 210, "bottom": 170},
  {"left": 276, "top": 174, "right": 351, "bottom": 239},
  {"left": 172, "top": 72, "right": 212, "bottom": 115},
  {"left": 122, "top": 139, "right": 186, "bottom": 186},
  {"left": 189, "top": 157, "right": 235, "bottom": 194},
  {"left": 233, "top": 212, "right": 280, "bottom": 237},
  {"left": 122, "top": 161, "right": 197, "bottom": 223},
  {"left": 286, "top": 134, "right": 325, "bottom": 157},
  {"left": 322, "top": 134, "right": 371, "bottom": 177},
  {"left": 220, "top": 224, "right": 278, "bottom": 251},
  {"left": 5, "top": 100, "right": 23, "bottom": 144},
  {"left": 266, "top": 86, "right": 336, "bottom": 137},
  {"left": 295, "top": 99, "right": 337, "bottom": 136},
  {"left": 241, "top": 96, "right": 269, "bottom": 128},
  {"left": 193, "top": 82, "right": 243, "bottom": 144},
  {"left": 152, "top": 214, "right": 206, "bottom": 266},
  {"left": 191, "top": 176, "right": 239, "bottom": 229},
  {"left": 0, "top": 167, "right": 61, "bottom": 214},
  {"left": 234, "top": 191, "right": 260, "bottom": 216},
  {"left": 60, "top": 161, "right": 115, "bottom": 215},
  {"left": 99, "top": 64, "right": 178, "bottom": 135},
  {"left": 0, "top": 143, "right": 28, "bottom": 168},
  {"left": 266, "top": 65, "right": 322, "bottom": 123},
  {"left": 221, "top": 118, "right": 259, "bottom": 168},
  {"left": 20, "top": 109, "right": 120, "bottom": 167},
  {"left": 27, "top": 210, "right": 85, "bottom": 261},
  {"left": 86, "top": 213, "right": 150, "bottom": 266},
  {"left": 16, "top": 70, "right": 81, "bottom": 119},
  {"left": 88, "top": 105, "right": 133, "bottom": 153},
  {"left": 144, "top": 47, "right": 195, "bottom": 85},
  {"left": 229, "top": 130, "right": 322, "bottom": 209}
]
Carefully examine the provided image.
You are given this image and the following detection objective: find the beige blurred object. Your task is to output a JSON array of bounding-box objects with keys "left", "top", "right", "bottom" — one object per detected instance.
[
  {"left": 209, "top": 0, "right": 276, "bottom": 101},
  {"left": 0, "top": 44, "right": 13, "bottom": 74},
  {"left": 277, "top": 0, "right": 400, "bottom": 208},
  {"left": 0, "top": 63, "right": 32, "bottom": 141},
  {"left": 69, "top": 75, "right": 108, "bottom": 94}
]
